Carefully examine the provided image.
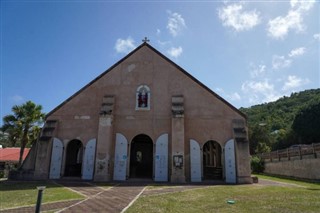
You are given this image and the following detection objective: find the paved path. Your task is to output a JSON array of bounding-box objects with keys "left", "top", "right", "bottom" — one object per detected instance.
[
  {"left": 1, "top": 182, "right": 146, "bottom": 213},
  {"left": 0, "top": 178, "right": 304, "bottom": 213},
  {"left": 57, "top": 183, "right": 146, "bottom": 213}
]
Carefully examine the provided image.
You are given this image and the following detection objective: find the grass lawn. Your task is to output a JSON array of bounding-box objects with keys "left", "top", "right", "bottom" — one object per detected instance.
[
  {"left": 127, "top": 175, "right": 320, "bottom": 213},
  {"left": 0, "top": 181, "right": 84, "bottom": 210}
]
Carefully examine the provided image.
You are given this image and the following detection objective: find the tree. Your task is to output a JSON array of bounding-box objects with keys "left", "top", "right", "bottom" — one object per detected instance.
[
  {"left": 1, "top": 101, "right": 45, "bottom": 166},
  {"left": 249, "top": 123, "right": 275, "bottom": 154},
  {"left": 292, "top": 102, "right": 320, "bottom": 144}
]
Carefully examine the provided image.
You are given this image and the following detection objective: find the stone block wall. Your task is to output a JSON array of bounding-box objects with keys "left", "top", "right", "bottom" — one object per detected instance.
[{"left": 264, "top": 156, "right": 320, "bottom": 180}]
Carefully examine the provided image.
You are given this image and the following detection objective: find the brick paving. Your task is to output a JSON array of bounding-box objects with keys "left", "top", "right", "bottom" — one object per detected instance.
[
  {"left": 1, "top": 182, "right": 147, "bottom": 213},
  {"left": 1, "top": 178, "right": 301, "bottom": 213},
  {"left": 58, "top": 183, "right": 146, "bottom": 213},
  {"left": 0, "top": 200, "right": 81, "bottom": 213}
]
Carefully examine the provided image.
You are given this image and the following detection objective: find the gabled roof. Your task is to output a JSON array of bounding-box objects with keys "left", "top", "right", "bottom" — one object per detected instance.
[
  {"left": 0, "top": 148, "right": 30, "bottom": 162},
  {"left": 46, "top": 42, "right": 246, "bottom": 119}
]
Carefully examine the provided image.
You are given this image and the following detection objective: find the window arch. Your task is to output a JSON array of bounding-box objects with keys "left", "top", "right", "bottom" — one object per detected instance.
[{"left": 136, "top": 85, "right": 150, "bottom": 110}]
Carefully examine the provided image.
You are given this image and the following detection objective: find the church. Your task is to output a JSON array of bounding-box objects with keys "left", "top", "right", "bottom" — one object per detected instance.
[{"left": 20, "top": 42, "right": 252, "bottom": 184}]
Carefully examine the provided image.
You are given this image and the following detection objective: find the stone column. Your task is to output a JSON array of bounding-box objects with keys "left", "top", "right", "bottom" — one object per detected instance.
[
  {"left": 94, "top": 96, "right": 115, "bottom": 182},
  {"left": 232, "top": 119, "right": 252, "bottom": 184},
  {"left": 34, "top": 120, "right": 58, "bottom": 180},
  {"left": 34, "top": 140, "right": 52, "bottom": 180},
  {"left": 170, "top": 96, "right": 186, "bottom": 183}
]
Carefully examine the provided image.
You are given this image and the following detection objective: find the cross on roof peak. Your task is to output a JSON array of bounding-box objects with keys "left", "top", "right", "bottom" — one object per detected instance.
[{"left": 142, "top": 37, "right": 150, "bottom": 43}]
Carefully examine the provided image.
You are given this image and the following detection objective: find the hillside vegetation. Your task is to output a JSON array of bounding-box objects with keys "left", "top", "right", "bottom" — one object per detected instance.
[{"left": 240, "top": 89, "right": 320, "bottom": 154}]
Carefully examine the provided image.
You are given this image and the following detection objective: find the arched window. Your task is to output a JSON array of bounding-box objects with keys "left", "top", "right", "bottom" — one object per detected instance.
[{"left": 136, "top": 85, "right": 150, "bottom": 110}]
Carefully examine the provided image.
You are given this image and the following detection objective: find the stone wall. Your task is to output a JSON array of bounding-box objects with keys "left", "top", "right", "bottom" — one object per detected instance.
[{"left": 264, "top": 155, "right": 320, "bottom": 180}]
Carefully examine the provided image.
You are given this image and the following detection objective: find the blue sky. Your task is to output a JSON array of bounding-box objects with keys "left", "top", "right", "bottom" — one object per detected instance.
[{"left": 1, "top": 0, "right": 319, "bottom": 120}]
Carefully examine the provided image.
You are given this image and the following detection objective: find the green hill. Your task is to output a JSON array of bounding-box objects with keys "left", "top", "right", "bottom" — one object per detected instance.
[
  {"left": 239, "top": 88, "right": 320, "bottom": 153},
  {"left": 240, "top": 89, "right": 320, "bottom": 131}
]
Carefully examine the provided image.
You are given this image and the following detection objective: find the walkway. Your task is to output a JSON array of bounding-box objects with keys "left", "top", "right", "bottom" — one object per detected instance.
[
  {"left": 0, "top": 178, "right": 303, "bottom": 213},
  {"left": 1, "top": 182, "right": 146, "bottom": 213}
]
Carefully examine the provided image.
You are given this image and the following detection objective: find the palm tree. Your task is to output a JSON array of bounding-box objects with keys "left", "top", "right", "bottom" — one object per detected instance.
[{"left": 1, "top": 101, "right": 45, "bottom": 166}]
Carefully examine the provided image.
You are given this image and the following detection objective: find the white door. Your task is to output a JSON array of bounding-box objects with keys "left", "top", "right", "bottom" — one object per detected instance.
[
  {"left": 225, "top": 139, "right": 236, "bottom": 184},
  {"left": 82, "top": 139, "right": 96, "bottom": 180},
  {"left": 49, "top": 138, "right": 64, "bottom": 179},
  {"left": 155, "top": 134, "right": 168, "bottom": 182},
  {"left": 113, "top": 133, "right": 128, "bottom": 181},
  {"left": 190, "top": 139, "right": 201, "bottom": 182}
]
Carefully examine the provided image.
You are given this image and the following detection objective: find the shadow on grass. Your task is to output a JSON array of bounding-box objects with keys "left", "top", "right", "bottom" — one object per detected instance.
[
  {"left": 0, "top": 180, "right": 62, "bottom": 191},
  {"left": 306, "top": 188, "right": 320, "bottom": 191}
]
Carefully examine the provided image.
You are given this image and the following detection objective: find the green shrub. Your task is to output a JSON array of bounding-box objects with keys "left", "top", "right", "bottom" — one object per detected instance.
[
  {"left": 251, "top": 155, "right": 264, "bottom": 173},
  {"left": 0, "top": 170, "right": 4, "bottom": 178}
]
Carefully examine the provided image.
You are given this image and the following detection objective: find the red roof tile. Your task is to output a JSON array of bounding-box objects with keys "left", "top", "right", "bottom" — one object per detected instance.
[{"left": 0, "top": 148, "right": 30, "bottom": 162}]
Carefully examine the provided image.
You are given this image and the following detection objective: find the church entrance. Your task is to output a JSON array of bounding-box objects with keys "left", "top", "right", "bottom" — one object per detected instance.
[
  {"left": 203, "top": 140, "right": 222, "bottom": 180},
  {"left": 64, "top": 139, "right": 83, "bottom": 177},
  {"left": 130, "top": 134, "right": 153, "bottom": 179}
]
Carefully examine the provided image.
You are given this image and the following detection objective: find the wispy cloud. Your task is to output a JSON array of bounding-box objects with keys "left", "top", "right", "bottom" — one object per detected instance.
[
  {"left": 167, "top": 11, "right": 186, "bottom": 37},
  {"left": 241, "top": 80, "right": 280, "bottom": 104},
  {"left": 250, "top": 63, "right": 266, "bottom": 78},
  {"left": 216, "top": 88, "right": 241, "bottom": 102},
  {"left": 218, "top": 3, "right": 261, "bottom": 31},
  {"left": 290, "top": 0, "right": 315, "bottom": 11},
  {"left": 114, "top": 37, "right": 136, "bottom": 54},
  {"left": 288, "top": 47, "right": 306, "bottom": 57},
  {"left": 229, "top": 92, "right": 241, "bottom": 101},
  {"left": 167, "top": 46, "right": 183, "bottom": 58},
  {"left": 282, "top": 75, "right": 310, "bottom": 91},
  {"left": 267, "top": 0, "right": 315, "bottom": 39},
  {"left": 11, "top": 95, "right": 24, "bottom": 103},
  {"left": 156, "top": 29, "right": 161, "bottom": 36},
  {"left": 272, "top": 55, "right": 292, "bottom": 70},
  {"left": 313, "top": 33, "right": 320, "bottom": 40}
]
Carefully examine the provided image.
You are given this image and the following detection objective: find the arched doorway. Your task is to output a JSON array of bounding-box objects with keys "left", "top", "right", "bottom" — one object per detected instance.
[
  {"left": 130, "top": 134, "right": 153, "bottom": 178},
  {"left": 64, "top": 139, "right": 83, "bottom": 177},
  {"left": 203, "top": 140, "right": 222, "bottom": 180}
]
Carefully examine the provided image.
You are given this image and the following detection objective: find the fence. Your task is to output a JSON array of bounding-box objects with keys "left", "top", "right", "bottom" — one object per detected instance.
[{"left": 260, "top": 143, "right": 320, "bottom": 162}]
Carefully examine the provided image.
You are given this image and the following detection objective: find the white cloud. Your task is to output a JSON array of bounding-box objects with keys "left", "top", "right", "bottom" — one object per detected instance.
[
  {"left": 272, "top": 55, "right": 292, "bottom": 69},
  {"left": 167, "top": 46, "right": 183, "bottom": 58},
  {"left": 114, "top": 37, "right": 136, "bottom": 54},
  {"left": 215, "top": 88, "right": 241, "bottom": 102},
  {"left": 229, "top": 92, "right": 241, "bottom": 101},
  {"left": 267, "top": 10, "right": 303, "bottom": 39},
  {"left": 156, "top": 29, "right": 161, "bottom": 36},
  {"left": 218, "top": 3, "right": 261, "bottom": 31},
  {"left": 250, "top": 63, "right": 266, "bottom": 78},
  {"left": 313, "top": 33, "right": 320, "bottom": 40},
  {"left": 215, "top": 87, "right": 223, "bottom": 93},
  {"left": 241, "top": 80, "right": 280, "bottom": 104},
  {"left": 288, "top": 47, "right": 306, "bottom": 57},
  {"left": 167, "top": 11, "right": 186, "bottom": 37},
  {"left": 242, "top": 80, "right": 274, "bottom": 94},
  {"left": 268, "top": 0, "right": 315, "bottom": 39},
  {"left": 282, "top": 75, "right": 310, "bottom": 91},
  {"left": 290, "top": 0, "right": 315, "bottom": 11},
  {"left": 11, "top": 95, "right": 24, "bottom": 103}
]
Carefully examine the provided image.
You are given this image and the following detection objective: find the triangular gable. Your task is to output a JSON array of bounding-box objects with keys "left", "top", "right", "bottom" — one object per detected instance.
[{"left": 46, "top": 42, "right": 246, "bottom": 119}]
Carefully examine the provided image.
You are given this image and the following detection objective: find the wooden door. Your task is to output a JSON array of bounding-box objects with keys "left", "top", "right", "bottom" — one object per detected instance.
[
  {"left": 49, "top": 138, "right": 63, "bottom": 179},
  {"left": 155, "top": 134, "right": 168, "bottom": 181},
  {"left": 113, "top": 133, "right": 128, "bottom": 181},
  {"left": 190, "top": 139, "right": 201, "bottom": 182}
]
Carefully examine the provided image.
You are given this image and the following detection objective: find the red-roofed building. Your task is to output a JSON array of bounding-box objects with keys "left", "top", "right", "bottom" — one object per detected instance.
[
  {"left": 0, "top": 148, "right": 30, "bottom": 176},
  {"left": 0, "top": 147, "right": 30, "bottom": 162}
]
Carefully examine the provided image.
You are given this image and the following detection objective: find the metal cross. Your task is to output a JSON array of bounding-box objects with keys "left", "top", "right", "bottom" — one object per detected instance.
[{"left": 142, "top": 37, "right": 150, "bottom": 43}]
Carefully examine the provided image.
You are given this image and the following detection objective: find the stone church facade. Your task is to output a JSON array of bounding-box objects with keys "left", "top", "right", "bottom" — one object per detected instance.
[{"left": 21, "top": 42, "right": 252, "bottom": 184}]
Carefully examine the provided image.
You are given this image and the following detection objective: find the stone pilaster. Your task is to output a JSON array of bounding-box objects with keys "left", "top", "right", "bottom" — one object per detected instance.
[
  {"left": 170, "top": 96, "right": 186, "bottom": 183},
  {"left": 34, "top": 139, "right": 52, "bottom": 179},
  {"left": 94, "top": 96, "right": 115, "bottom": 181},
  {"left": 232, "top": 119, "right": 252, "bottom": 184}
]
